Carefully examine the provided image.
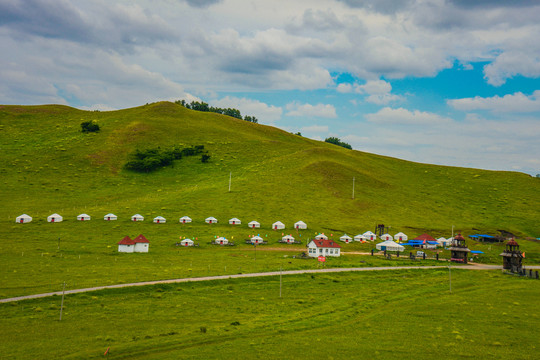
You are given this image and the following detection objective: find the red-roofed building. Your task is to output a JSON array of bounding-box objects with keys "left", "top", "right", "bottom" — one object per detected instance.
[
  {"left": 133, "top": 234, "right": 149, "bottom": 253},
  {"left": 413, "top": 233, "right": 437, "bottom": 242},
  {"left": 118, "top": 236, "right": 135, "bottom": 253},
  {"left": 307, "top": 239, "right": 341, "bottom": 258}
]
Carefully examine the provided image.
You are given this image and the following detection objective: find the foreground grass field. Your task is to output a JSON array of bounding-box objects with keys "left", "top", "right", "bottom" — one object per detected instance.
[{"left": 1, "top": 269, "right": 538, "bottom": 359}]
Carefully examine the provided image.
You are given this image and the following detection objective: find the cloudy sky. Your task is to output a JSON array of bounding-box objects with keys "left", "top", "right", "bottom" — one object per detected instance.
[{"left": 1, "top": 0, "right": 540, "bottom": 174}]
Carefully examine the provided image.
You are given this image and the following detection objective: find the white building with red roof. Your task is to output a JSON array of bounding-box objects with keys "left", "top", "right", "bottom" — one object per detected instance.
[
  {"left": 307, "top": 239, "right": 341, "bottom": 258},
  {"left": 118, "top": 236, "right": 135, "bottom": 253},
  {"left": 133, "top": 234, "right": 149, "bottom": 253}
]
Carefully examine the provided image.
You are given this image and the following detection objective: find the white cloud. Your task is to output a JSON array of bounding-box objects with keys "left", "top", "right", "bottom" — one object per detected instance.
[
  {"left": 211, "top": 96, "right": 282, "bottom": 123},
  {"left": 484, "top": 53, "right": 540, "bottom": 86},
  {"left": 286, "top": 101, "right": 337, "bottom": 118},
  {"left": 365, "top": 107, "right": 453, "bottom": 125},
  {"left": 336, "top": 79, "right": 402, "bottom": 104},
  {"left": 301, "top": 124, "right": 329, "bottom": 133},
  {"left": 448, "top": 91, "right": 540, "bottom": 112}
]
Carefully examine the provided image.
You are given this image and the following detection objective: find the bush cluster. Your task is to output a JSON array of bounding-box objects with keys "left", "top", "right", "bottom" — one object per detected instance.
[
  {"left": 81, "top": 120, "right": 100, "bottom": 133},
  {"left": 176, "top": 100, "right": 258, "bottom": 123},
  {"left": 325, "top": 137, "right": 352, "bottom": 150},
  {"left": 124, "top": 145, "right": 209, "bottom": 173}
]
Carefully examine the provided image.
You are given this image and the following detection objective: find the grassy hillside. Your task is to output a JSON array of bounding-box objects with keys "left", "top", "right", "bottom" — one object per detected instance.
[{"left": 1, "top": 101, "right": 539, "bottom": 236}]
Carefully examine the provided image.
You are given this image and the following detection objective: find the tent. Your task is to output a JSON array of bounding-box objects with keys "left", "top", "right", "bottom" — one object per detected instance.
[
  {"left": 272, "top": 221, "right": 285, "bottom": 230},
  {"left": 179, "top": 216, "right": 192, "bottom": 224},
  {"left": 380, "top": 233, "right": 392, "bottom": 241},
  {"left": 118, "top": 236, "right": 135, "bottom": 253},
  {"left": 394, "top": 232, "right": 408, "bottom": 242},
  {"left": 363, "top": 231, "right": 376, "bottom": 241},
  {"left": 229, "top": 218, "right": 241, "bottom": 225},
  {"left": 294, "top": 221, "right": 307, "bottom": 229},
  {"left": 104, "top": 213, "right": 117, "bottom": 221},
  {"left": 131, "top": 214, "right": 144, "bottom": 222},
  {"left": 16, "top": 214, "right": 32, "bottom": 223},
  {"left": 376, "top": 240, "right": 405, "bottom": 252},
  {"left": 153, "top": 216, "right": 166, "bottom": 224},
  {"left": 251, "top": 235, "right": 264, "bottom": 244},
  {"left": 282, "top": 234, "right": 295, "bottom": 243},
  {"left": 47, "top": 213, "right": 63, "bottom": 223},
  {"left": 133, "top": 234, "right": 149, "bottom": 252},
  {"left": 437, "top": 237, "right": 452, "bottom": 246},
  {"left": 315, "top": 234, "right": 328, "bottom": 240},
  {"left": 205, "top": 217, "right": 218, "bottom": 224},
  {"left": 216, "top": 237, "right": 228, "bottom": 245},
  {"left": 77, "top": 213, "right": 91, "bottom": 221},
  {"left": 340, "top": 234, "right": 352, "bottom": 243},
  {"left": 354, "top": 234, "right": 368, "bottom": 242},
  {"left": 248, "top": 221, "right": 260, "bottom": 228},
  {"left": 180, "top": 238, "right": 194, "bottom": 247}
]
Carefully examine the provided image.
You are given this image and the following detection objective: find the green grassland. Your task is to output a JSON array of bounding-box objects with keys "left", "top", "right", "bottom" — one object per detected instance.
[{"left": 1, "top": 269, "right": 539, "bottom": 359}]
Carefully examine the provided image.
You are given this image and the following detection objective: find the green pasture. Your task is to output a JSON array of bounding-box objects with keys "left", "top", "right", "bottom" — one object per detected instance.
[{"left": 1, "top": 269, "right": 539, "bottom": 359}]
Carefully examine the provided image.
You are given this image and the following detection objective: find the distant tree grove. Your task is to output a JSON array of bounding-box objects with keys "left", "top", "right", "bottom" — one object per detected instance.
[
  {"left": 124, "top": 145, "right": 210, "bottom": 173},
  {"left": 176, "top": 100, "right": 258, "bottom": 123},
  {"left": 324, "top": 137, "right": 352, "bottom": 150}
]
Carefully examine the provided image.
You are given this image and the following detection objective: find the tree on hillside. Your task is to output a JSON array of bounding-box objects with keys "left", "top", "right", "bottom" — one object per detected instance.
[
  {"left": 325, "top": 137, "right": 352, "bottom": 149},
  {"left": 81, "top": 120, "right": 100, "bottom": 133}
]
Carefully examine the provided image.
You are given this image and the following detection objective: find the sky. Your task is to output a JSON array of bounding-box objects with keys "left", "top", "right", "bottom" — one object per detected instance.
[{"left": 1, "top": 0, "right": 540, "bottom": 175}]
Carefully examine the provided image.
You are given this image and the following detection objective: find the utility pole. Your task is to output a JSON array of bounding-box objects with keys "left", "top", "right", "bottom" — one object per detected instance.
[
  {"left": 352, "top": 177, "right": 355, "bottom": 199},
  {"left": 448, "top": 265, "right": 452, "bottom": 293},
  {"left": 59, "top": 281, "right": 66, "bottom": 320},
  {"left": 279, "top": 266, "right": 282, "bottom": 298},
  {"left": 228, "top": 172, "right": 232, "bottom": 192}
]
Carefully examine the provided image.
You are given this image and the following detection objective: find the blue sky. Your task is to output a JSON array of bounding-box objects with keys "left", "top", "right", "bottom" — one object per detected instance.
[{"left": 1, "top": 0, "right": 539, "bottom": 174}]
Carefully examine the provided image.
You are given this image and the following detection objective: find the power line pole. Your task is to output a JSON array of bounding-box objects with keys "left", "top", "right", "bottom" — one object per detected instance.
[
  {"left": 279, "top": 266, "right": 282, "bottom": 298},
  {"left": 228, "top": 172, "right": 232, "bottom": 192},
  {"left": 59, "top": 281, "right": 66, "bottom": 320},
  {"left": 352, "top": 177, "right": 355, "bottom": 199}
]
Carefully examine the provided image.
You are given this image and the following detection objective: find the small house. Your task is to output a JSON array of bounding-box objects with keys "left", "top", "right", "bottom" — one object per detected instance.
[
  {"left": 315, "top": 234, "right": 328, "bottom": 240},
  {"left": 376, "top": 240, "right": 404, "bottom": 252},
  {"left": 179, "top": 216, "right": 192, "bottom": 224},
  {"left": 133, "top": 234, "right": 149, "bottom": 253},
  {"left": 251, "top": 235, "right": 264, "bottom": 244},
  {"left": 216, "top": 237, "right": 228, "bottom": 245},
  {"left": 47, "top": 213, "right": 63, "bottom": 223},
  {"left": 282, "top": 234, "right": 295, "bottom": 244},
  {"left": 153, "top": 216, "right": 166, "bottom": 224},
  {"left": 205, "top": 217, "right": 218, "bottom": 224},
  {"left": 118, "top": 236, "right": 135, "bottom": 253},
  {"left": 272, "top": 221, "right": 285, "bottom": 230},
  {"left": 380, "top": 233, "right": 392, "bottom": 241},
  {"left": 413, "top": 233, "right": 438, "bottom": 249},
  {"left": 363, "top": 231, "right": 376, "bottom": 241},
  {"left": 248, "top": 220, "right": 260, "bottom": 228},
  {"left": 294, "top": 221, "right": 307, "bottom": 230},
  {"left": 180, "top": 238, "right": 194, "bottom": 247},
  {"left": 77, "top": 213, "right": 91, "bottom": 221},
  {"left": 394, "top": 232, "right": 408, "bottom": 242},
  {"left": 229, "top": 218, "right": 241, "bottom": 225},
  {"left": 131, "top": 214, "right": 144, "bottom": 222},
  {"left": 437, "top": 237, "right": 452, "bottom": 247},
  {"left": 449, "top": 233, "right": 470, "bottom": 263},
  {"left": 307, "top": 239, "right": 341, "bottom": 258},
  {"left": 354, "top": 234, "right": 368, "bottom": 242},
  {"left": 340, "top": 234, "right": 353, "bottom": 243},
  {"left": 104, "top": 213, "right": 117, "bottom": 221},
  {"left": 16, "top": 214, "right": 32, "bottom": 223}
]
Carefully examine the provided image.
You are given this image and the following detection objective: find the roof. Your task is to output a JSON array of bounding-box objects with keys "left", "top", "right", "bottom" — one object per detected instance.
[
  {"left": 118, "top": 236, "right": 135, "bottom": 245},
  {"left": 413, "top": 233, "right": 436, "bottom": 242},
  {"left": 310, "top": 239, "right": 341, "bottom": 248},
  {"left": 133, "top": 234, "right": 149, "bottom": 243},
  {"left": 507, "top": 239, "right": 519, "bottom": 246}
]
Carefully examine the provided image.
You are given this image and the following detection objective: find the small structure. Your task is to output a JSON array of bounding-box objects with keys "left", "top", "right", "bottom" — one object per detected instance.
[
  {"left": 307, "top": 239, "right": 341, "bottom": 257},
  {"left": 47, "top": 213, "right": 63, "bottom": 223},
  {"left": 281, "top": 234, "right": 296, "bottom": 244},
  {"left": 215, "top": 237, "right": 228, "bottom": 245},
  {"left": 380, "top": 233, "right": 392, "bottom": 241},
  {"left": 363, "top": 231, "right": 376, "bottom": 241},
  {"left": 448, "top": 233, "right": 470, "bottom": 263},
  {"left": 294, "top": 221, "right": 307, "bottom": 230},
  {"left": 205, "top": 217, "right": 218, "bottom": 224},
  {"left": 104, "top": 213, "right": 117, "bottom": 221},
  {"left": 77, "top": 213, "right": 91, "bottom": 221},
  {"left": 394, "top": 232, "right": 408, "bottom": 242},
  {"left": 315, "top": 234, "right": 328, "bottom": 240},
  {"left": 413, "top": 233, "right": 439, "bottom": 249},
  {"left": 272, "top": 221, "right": 285, "bottom": 230},
  {"left": 354, "top": 234, "right": 368, "bottom": 242},
  {"left": 229, "top": 218, "right": 241, "bottom": 225},
  {"left": 180, "top": 238, "right": 194, "bottom": 247},
  {"left": 153, "top": 216, "right": 166, "bottom": 224},
  {"left": 469, "top": 234, "right": 502, "bottom": 243},
  {"left": 437, "top": 237, "right": 452, "bottom": 247},
  {"left": 248, "top": 220, "right": 260, "bottom": 228},
  {"left": 179, "top": 216, "right": 192, "bottom": 224},
  {"left": 118, "top": 236, "right": 135, "bottom": 253},
  {"left": 340, "top": 234, "right": 353, "bottom": 243},
  {"left": 376, "top": 240, "right": 404, "bottom": 252},
  {"left": 131, "top": 214, "right": 144, "bottom": 222},
  {"left": 500, "top": 238, "right": 523, "bottom": 273},
  {"left": 133, "top": 234, "right": 149, "bottom": 253},
  {"left": 250, "top": 235, "right": 264, "bottom": 244},
  {"left": 16, "top": 214, "right": 32, "bottom": 223}
]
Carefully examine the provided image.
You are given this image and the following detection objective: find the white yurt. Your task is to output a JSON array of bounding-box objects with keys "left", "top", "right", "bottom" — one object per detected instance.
[
  {"left": 294, "top": 221, "right": 307, "bottom": 229},
  {"left": 354, "top": 234, "right": 368, "bottom": 242},
  {"left": 104, "top": 213, "right": 117, "bottom": 221},
  {"left": 47, "top": 213, "right": 63, "bottom": 223},
  {"left": 380, "top": 233, "right": 393, "bottom": 241},
  {"left": 180, "top": 238, "right": 194, "bottom": 247},
  {"left": 153, "top": 216, "right": 166, "bottom": 224},
  {"left": 315, "top": 234, "right": 328, "bottom": 240},
  {"left": 205, "top": 217, "right": 218, "bottom": 224},
  {"left": 282, "top": 234, "right": 295, "bottom": 243},
  {"left": 216, "top": 236, "right": 228, "bottom": 245},
  {"left": 248, "top": 221, "right": 260, "bottom": 228},
  {"left": 340, "top": 234, "right": 353, "bottom": 243},
  {"left": 16, "top": 214, "right": 32, "bottom": 223},
  {"left": 376, "top": 240, "right": 405, "bottom": 252},
  {"left": 394, "top": 232, "right": 408, "bottom": 242},
  {"left": 179, "top": 216, "right": 192, "bottom": 224},
  {"left": 437, "top": 237, "right": 452, "bottom": 247},
  {"left": 229, "top": 218, "right": 241, "bottom": 225},
  {"left": 131, "top": 214, "right": 144, "bottom": 222},
  {"left": 272, "top": 221, "right": 285, "bottom": 230},
  {"left": 77, "top": 213, "right": 91, "bottom": 221},
  {"left": 251, "top": 235, "right": 264, "bottom": 244},
  {"left": 363, "top": 231, "right": 376, "bottom": 241}
]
